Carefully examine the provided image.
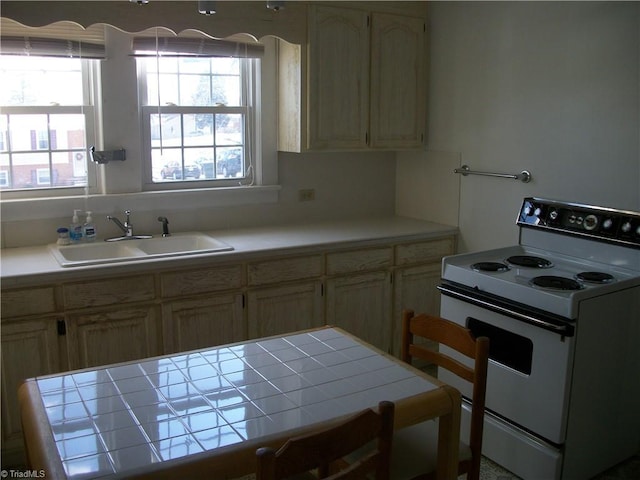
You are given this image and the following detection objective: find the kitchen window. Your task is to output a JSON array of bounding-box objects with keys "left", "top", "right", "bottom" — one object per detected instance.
[
  {"left": 135, "top": 34, "right": 263, "bottom": 190},
  {"left": 0, "top": 55, "right": 98, "bottom": 195}
]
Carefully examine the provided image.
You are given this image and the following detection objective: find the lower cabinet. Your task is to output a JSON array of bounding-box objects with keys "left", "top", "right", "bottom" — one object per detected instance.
[
  {"left": 391, "top": 262, "right": 442, "bottom": 357},
  {"left": 325, "top": 271, "right": 392, "bottom": 353},
  {"left": 1, "top": 317, "right": 61, "bottom": 458},
  {"left": 65, "top": 305, "right": 162, "bottom": 369},
  {"left": 248, "top": 282, "right": 324, "bottom": 339},
  {"left": 163, "top": 293, "right": 245, "bottom": 353}
]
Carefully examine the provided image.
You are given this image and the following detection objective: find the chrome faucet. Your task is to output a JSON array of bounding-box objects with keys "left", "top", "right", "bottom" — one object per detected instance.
[
  {"left": 105, "top": 210, "right": 152, "bottom": 241},
  {"left": 107, "top": 210, "right": 133, "bottom": 237},
  {"left": 157, "top": 216, "right": 171, "bottom": 237}
]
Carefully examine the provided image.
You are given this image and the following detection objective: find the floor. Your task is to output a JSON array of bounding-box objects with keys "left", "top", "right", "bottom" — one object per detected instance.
[
  {"left": 479, "top": 453, "right": 640, "bottom": 480},
  {"left": 231, "top": 452, "right": 640, "bottom": 480}
]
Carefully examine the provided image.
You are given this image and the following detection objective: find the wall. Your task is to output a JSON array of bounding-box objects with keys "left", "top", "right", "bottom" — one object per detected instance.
[
  {"left": 1, "top": 152, "right": 396, "bottom": 247},
  {"left": 397, "top": 1, "right": 640, "bottom": 253}
]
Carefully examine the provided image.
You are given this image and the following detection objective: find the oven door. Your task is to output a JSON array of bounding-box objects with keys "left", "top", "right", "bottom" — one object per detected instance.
[{"left": 438, "top": 283, "right": 575, "bottom": 444}]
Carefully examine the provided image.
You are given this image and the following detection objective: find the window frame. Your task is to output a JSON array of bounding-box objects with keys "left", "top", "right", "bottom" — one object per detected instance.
[
  {"left": 137, "top": 54, "right": 260, "bottom": 191},
  {"left": 0, "top": 57, "right": 100, "bottom": 199}
]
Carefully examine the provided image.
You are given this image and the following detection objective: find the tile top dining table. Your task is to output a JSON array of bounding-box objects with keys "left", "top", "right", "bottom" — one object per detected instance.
[{"left": 19, "top": 326, "right": 461, "bottom": 480}]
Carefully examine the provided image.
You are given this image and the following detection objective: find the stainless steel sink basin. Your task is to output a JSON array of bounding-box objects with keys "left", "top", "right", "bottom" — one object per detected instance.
[{"left": 50, "top": 232, "right": 233, "bottom": 267}]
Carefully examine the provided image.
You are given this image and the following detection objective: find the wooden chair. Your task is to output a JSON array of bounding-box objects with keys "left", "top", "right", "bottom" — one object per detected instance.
[
  {"left": 256, "top": 400, "right": 395, "bottom": 480},
  {"left": 390, "top": 309, "right": 489, "bottom": 480}
]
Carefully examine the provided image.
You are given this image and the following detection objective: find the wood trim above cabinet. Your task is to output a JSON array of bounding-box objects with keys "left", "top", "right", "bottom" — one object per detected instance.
[
  {"left": 248, "top": 255, "right": 324, "bottom": 286},
  {"left": 395, "top": 237, "right": 455, "bottom": 266},
  {"left": 326, "top": 247, "right": 393, "bottom": 275},
  {"left": 63, "top": 275, "right": 155, "bottom": 309},
  {"left": 160, "top": 264, "right": 244, "bottom": 298},
  {"left": 1, "top": 286, "right": 58, "bottom": 318}
]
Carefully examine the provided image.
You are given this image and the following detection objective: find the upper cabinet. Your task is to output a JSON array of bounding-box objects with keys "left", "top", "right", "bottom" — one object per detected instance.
[{"left": 278, "top": 3, "right": 427, "bottom": 152}]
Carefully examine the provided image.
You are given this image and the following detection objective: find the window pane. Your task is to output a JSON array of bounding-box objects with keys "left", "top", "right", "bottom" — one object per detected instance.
[
  {"left": 184, "top": 114, "right": 212, "bottom": 146},
  {"left": 182, "top": 74, "right": 210, "bottom": 106},
  {"left": 0, "top": 56, "right": 83, "bottom": 106},
  {"left": 216, "top": 114, "right": 243, "bottom": 145},
  {"left": 216, "top": 147, "right": 243, "bottom": 178},
  {"left": 0, "top": 154, "right": 10, "bottom": 188},
  {"left": 151, "top": 114, "right": 183, "bottom": 148},
  {"left": 50, "top": 115, "right": 86, "bottom": 150},
  {"left": 0, "top": 115, "right": 8, "bottom": 152},
  {"left": 53, "top": 151, "right": 87, "bottom": 185},
  {"left": 9, "top": 115, "right": 47, "bottom": 151},
  {"left": 153, "top": 149, "right": 182, "bottom": 181},
  {"left": 11, "top": 152, "right": 48, "bottom": 189}
]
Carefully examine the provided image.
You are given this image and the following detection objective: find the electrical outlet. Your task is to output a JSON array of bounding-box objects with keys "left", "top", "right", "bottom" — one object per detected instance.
[{"left": 298, "top": 189, "right": 316, "bottom": 202}]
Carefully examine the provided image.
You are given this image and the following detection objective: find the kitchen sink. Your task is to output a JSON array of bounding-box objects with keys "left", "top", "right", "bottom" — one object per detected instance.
[
  {"left": 50, "top": 232, "right": 233, "bottom": 267},
  {"left": 136, "top": 234, "right": 233, "bottom": 256}
]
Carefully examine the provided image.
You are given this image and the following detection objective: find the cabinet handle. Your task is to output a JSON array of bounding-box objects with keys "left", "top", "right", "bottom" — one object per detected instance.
[{"left": 57, "top": 319, "right": 67, "bottom": 336}]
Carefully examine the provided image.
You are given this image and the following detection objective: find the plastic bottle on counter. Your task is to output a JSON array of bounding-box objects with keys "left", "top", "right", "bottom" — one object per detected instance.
[
  {"left": 69, "top": 209, "right": 84, "bottom": 243},
  {"left": 83, "top": 211, "right": 97, "bottom": 242},
  {"left": 56, "top": 227, "right": 71, "bottom": 245}
]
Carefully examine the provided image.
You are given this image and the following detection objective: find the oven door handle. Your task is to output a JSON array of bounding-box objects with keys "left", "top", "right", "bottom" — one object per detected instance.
[{"left": 438, "top": 284, "right": 575, "bottom": 336}]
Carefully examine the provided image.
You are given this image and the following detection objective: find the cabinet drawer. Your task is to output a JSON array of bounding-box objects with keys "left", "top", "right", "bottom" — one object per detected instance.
[
  {"left": 1, "top": 286, "right": 57, "bottom": 318},
  {"left": 326, "top": 248, "right": 392, "bottom": 275},
  {"left": 395, "top": 237, "right": 455, "bottom": 266},
  {"left": 63, "top": 275, "right": 155, "bottom": 309},
  {"left": 248, "top": 255, "right": 323, "bottom": 286},
  {"left": 161, "top": 264, "right": 243, "bottom": 298}
]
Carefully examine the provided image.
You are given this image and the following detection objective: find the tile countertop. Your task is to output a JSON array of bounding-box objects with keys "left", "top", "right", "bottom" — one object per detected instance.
[{"left": 0, "top": 216, "right": 457, "bottom": 288}]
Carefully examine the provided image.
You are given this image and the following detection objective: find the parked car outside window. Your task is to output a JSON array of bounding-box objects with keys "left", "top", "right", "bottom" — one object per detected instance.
[
  {"left": 197, "top": 148, "right": 244, "bottom": 179},
  {"left": 160, "top": 161, "right": 201, "bottom": 180}
]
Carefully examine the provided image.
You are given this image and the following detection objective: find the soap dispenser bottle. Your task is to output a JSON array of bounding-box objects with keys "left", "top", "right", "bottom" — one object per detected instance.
[
  {"left": 83, "top": 211, "right": 97, "bottom": 242},
  {"left": 70, "top": 209, "right": 84, "bottom": 243}
]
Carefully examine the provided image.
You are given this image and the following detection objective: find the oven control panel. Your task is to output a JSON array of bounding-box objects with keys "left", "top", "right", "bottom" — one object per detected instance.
[{"left": 517, "top": 197, "right": 640, "bottom": 247}]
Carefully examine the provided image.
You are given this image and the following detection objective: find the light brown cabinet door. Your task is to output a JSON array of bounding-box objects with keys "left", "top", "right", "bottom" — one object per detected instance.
[
  {"left": 66, "top": 306, "right": 162, "bottom": 369},
  {"left": 248, "top": 282, "right": 324, "bottom": 339},
  {"left": 326, "top": 271, "right": 392, "bottom": 352},
  {"left": 1, "top": 318, "right": 61, "bottom": 450},
  {"left": 370, "top": 12, "right": 426, "bottom": 149},
  {"left": 391, "top": 263, "right": 442, "bottom": 357},
  {"left": 308, "top": 5, "right": 370, "bottom": 150},
  {"left": 164, "top": 293, "right": 245, "bottom": 354}
]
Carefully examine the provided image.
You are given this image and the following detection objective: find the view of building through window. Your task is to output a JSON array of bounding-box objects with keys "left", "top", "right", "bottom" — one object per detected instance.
[{"left": 0, "top": 56, "right": 90, "bottom": 191}]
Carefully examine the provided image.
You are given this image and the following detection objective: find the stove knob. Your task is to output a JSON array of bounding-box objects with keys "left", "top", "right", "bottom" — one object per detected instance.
[
  {"left": 602, "top": 218, "right": 613, "bottom": 230},
  {"left": 583, "top": 214, "right": 598, "bottom": 231},
  {"left": 621, "top": 221, "right": 632, "bottom": 233},
  {"left": 569, "top": 215, "right": 577, "bottom": 224},
  {"left": 549, "top": 210, "right": 558, "bottom": 221}
]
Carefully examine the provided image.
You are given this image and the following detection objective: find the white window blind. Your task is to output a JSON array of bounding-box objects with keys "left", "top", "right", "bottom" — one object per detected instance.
[
  {"left": 0, "top": 18, "right": 106, "bottom": 58},
  {"left": 132, "top": 36, "right": 264, "bottom": 58}
]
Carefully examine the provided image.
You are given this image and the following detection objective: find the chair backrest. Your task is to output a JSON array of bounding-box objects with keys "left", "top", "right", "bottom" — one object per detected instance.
[
  {"left": 400, "top": 309, "right": 489, "bottom": 480},
  {"left": 256, "top": 400, "right": 395, "bottom": 480}
]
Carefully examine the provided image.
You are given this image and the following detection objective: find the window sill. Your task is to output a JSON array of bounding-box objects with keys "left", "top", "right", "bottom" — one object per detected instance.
[{"left": 0, "top": 185, "right": 281, "bottom": 222}]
